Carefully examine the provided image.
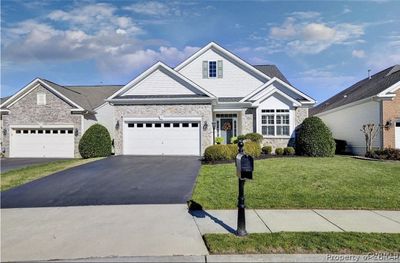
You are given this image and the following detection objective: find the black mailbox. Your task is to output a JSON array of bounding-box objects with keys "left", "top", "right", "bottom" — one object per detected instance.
[{"left": 236, "top": 153, "right": 254, "bottom": 180}]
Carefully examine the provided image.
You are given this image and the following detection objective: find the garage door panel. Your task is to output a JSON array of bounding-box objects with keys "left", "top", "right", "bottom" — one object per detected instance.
[
  {"left": 10, "top": 128, "right": 74, "bottom": 158},
  {"left": 123, "top": 121, "right": 200, "bottom": 156}
]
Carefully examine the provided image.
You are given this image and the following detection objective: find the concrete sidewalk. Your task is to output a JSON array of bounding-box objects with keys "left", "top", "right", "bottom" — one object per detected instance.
[
  {"left": 192, "top": 209, "right": 400, "bottom": 234},
  {"left": 1, "top": 204, "right": 208, "bottom": 262}
]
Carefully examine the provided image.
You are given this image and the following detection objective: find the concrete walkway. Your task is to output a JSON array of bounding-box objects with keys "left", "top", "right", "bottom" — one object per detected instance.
[{"left": 191, "top": 209, "right": 400, "bottom": 234}]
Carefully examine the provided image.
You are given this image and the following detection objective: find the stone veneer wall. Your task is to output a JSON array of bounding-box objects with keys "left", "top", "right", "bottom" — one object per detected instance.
[
  {"left": 262, "top": 107, "right": 309, "bottom": 149},
  {"left": 113, "top": 104, "right": 213, "bottom": 155},
  {"left": 382, "top": 89, "right": 400, "bottom": 148},
  {"left": 2, "top": 85, "right": 82, "bottom": 157},
  {"left": 241, "top": 108, "right": 256, "bottom": 134}
]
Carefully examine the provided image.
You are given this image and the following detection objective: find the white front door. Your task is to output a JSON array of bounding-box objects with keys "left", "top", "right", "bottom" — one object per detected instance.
[
  {"left": 10, "top": 128, "right": 75, "bottom": 158},
  {"left": 395, "top": 121, "right": 400, "bottom": 149},
  {"left": 123, "top": 121, "right": 201, "bottom": 156}
]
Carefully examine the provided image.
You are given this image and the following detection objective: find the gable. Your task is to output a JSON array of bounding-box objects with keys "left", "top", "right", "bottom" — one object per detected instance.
[
  {"left": 177, "top": 47, "right": 268, "bottom": 98},
  {"left": 8, "top": 84, "right": 75, "bottom": 113},
  {"left": 258, "top": 92, "right": 294, "bottom": 109},
  {"left": 121, "top": 67, "right": 202, "bottom": 96}
]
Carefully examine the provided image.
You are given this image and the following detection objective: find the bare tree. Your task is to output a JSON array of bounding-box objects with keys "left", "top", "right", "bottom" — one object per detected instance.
[{"left": 360, "top": 123, "right": 381, "bottom": 154}]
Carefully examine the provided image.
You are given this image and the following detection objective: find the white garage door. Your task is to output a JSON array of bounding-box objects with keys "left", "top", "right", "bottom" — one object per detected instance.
[
  {"left": 123, "top": 121, "right": 201, "bottom": 156},
  {"left": 10, "top": 128, "right": 75, "bottom": 158}
]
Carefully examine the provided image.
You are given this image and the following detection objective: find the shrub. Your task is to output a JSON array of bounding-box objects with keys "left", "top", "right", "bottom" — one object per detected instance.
[
  {"left": 204, "top": 141, "right": 261, "bottom": 161},
  {"left": 335, "top": 139, "right": 347, "bottom": 154},
  {"left": 262, "top": 145, "right": 273, "bottom": 155},
  {"left": 237, "top": 135, "right": 246, "bottom": 142},
  {"left": 79, "top": 124, "right": 112, "bottom": 158},
  {"left": 230, "top": 136, "right": 238, "bottom": 144},
  {"left": 275, "top": 148, "right": 284, "bottom": 155},
  {"left": 215, "top": 137, "right": 224, "bottom": 144},
  {"left": 244, "top": 141, "right": 262, "bottom": 158},
  {"left": 296, "top": 117, "right": 336, "bottom": 157},
  {"left": 284, "top": 147, "right": 295, "bottom": 155},
  {"left": 368, "top": 148, "right": 400, "bottom": 161},
  {"left": 245, "top": 133, "right": 263, "bottom": 144}
]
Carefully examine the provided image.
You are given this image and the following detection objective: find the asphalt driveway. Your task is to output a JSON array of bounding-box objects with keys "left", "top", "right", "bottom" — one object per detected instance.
[
  {"left": 1, "top": 158, "right": 71, "bottom": 173},
  {"left": 1, "top": 156, "right": 201, "bottom": 208}
]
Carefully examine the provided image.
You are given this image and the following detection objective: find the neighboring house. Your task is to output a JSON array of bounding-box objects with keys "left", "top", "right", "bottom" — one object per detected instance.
[
  {"left": 0, "top": 42, "right": 315, "bottom": 158},
  {"left": 311, "top": 65, "right": 400, "bottom": 155}
]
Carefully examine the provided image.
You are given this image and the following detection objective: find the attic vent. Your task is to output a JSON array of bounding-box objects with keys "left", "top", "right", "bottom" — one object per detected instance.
[
  {"left": 343, "top": 94, "right": 348, "bottom": 98},
  {"left": 386, "top": 65, "right": 400, "bottom": 76}
]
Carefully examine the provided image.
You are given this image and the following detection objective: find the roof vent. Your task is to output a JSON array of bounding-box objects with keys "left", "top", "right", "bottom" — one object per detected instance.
[
  {"left": 368, "top": 69, "right": 371, "bottom": 80},
  {"left": 343, "top": 94, "right": 348, "bottom": 98}
]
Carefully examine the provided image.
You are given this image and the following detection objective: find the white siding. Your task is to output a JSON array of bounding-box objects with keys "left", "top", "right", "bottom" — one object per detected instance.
[
  {"left": 255, "top": 93, "right": 295, "bottom": 138},
  {"left": 178, "top": 48, "right": 266, "bottom": 97},
  {"left": 83, "top": 103, "right": 115, "bottom": 138},
  {"left": 122, "top": 68, "right": 198, "bottom": 96},
  {"left": 317, "top": 100, "right": 382, "bottom": 155}
]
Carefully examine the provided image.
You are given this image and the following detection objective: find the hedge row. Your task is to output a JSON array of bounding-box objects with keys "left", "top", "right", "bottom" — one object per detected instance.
[{"left": 204, "top": 141, "right": 261, "bottom": 161}]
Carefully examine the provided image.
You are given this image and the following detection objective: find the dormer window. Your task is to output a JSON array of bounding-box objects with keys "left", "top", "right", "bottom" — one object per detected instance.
[
  {"left": 37, "top": 92, "right": 46, "bottom": 105},
  {"left": 209, "top": 61, "right": 217, "bottom": 78},
  {"left": 202, "top": 60, "right": 223, "bottom": 79}
]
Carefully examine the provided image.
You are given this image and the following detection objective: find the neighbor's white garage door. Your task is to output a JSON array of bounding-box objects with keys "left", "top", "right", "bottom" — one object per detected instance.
[
  {"left": 10, "top": 128, "right": 75, "bottom": 158},
  {"left": 123, "top": 121, "right": 200, "bottom": 156}
]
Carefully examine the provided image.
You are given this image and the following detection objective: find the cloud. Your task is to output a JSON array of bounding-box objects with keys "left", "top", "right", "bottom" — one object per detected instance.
[
  {"left": 342, "top": 7, "right": 351, "bottom": 14},
  {"left": 289, "top": 11, "right": 320, "bottom": 19},
  {"left": 352, "top": 49, "right": 366, "bottom": 58},
  {"left": 268, "top": 17, "right": 364, "bottom": 54},
  {"left": 123, "top": 1, "right": 173, "bottom": 16},
  {"left": 367, "top": 37, "right": 400, "bottom": 70},
  {"left": 2, "top": 3, "right": 199, "bottom": 76}
]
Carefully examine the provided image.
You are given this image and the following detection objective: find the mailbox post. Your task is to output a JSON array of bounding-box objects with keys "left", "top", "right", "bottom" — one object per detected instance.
[{"left": 235, "top": 140, "right": 254, "bottom": 236}]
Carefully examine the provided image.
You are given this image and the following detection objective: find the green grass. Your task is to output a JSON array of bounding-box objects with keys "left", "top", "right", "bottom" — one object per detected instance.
[
  {"left": 192, "top": 156, "right": 400, "bottom": 209},
  {"left": 204, "top": 232, "right": 400, "bottom": 254},
  {"left": 1, "top": 158, "right": 102, "bottom": 191}
]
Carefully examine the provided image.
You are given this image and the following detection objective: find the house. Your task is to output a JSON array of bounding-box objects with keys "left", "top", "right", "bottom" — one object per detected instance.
[
  {"left": 0, "top": 42, "right": 315, "bottom": 158},
  {"left": 310, "top": 65, "right": 400, "bottom": 155}
]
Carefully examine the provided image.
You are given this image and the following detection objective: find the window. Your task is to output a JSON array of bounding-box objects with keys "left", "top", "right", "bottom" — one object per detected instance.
[
  {"left": 261, "top": 109, "right": 290, "bottom": 136},
  {"left": 45, "top": 130, "right": 51, "bottom": 134},
  {"left": 38, "top": 130, "right": 44, "bottom": 134},
  {"left": 136, "top": 123, "right": 143, "bottom": 128},
  {"left": 67, "top": 129, "right": 73, "bottom": 134},
  {"left": 173, "top": 123, "right": 180, "bottom": 128},
  {"left": 209, "top": 61, "right": 217, "bottom": 78},
  {"left": 164, "top": 123, "right": 171, "bottom": 128},
  {"left": 128, "top": 123, "right": 135, "bottom": 128},
  {"left": 146, "top": 123, "right": 152, "bottom": 128},
  {"left": 191, "top": 123, "right": 199, "bottom": 127},
  {"left": 182, "top": 123, "right": 189, "bottom": 128},
  {"left": 37, "top": 93, "right": 46, "bottom": 105},
  {"left": 155, "top": 123, "right": 162, "bottom": 128}
]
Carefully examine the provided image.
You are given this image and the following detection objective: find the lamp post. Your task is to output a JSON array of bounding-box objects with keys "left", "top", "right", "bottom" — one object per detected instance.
[{"left": 212, "top": 121, "right": 217, "bottom": 144}]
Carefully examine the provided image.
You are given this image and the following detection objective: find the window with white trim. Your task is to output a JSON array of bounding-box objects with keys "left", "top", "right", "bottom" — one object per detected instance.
[
  {"left": 208, "top": 61, "right": 217, "bottom": 78},
  {"left": 261, "top": 109, "right": 290, "bottom": 136},
  {"left": 37, "top": 92, "right": 46, "bottom": 105}
]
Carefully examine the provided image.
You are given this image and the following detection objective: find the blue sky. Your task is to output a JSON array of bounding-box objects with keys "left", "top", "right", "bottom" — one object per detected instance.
[{"left": 1, "top": 0, "right": 400, "bottom": 103}]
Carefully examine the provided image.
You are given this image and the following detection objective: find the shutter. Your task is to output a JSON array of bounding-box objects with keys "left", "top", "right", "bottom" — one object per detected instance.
[
  {"left": 217, "top": 60, "right": 223, "bottom": 78},
  {"left": 202, "top": 61, "right": 208, "bottom": 79}
]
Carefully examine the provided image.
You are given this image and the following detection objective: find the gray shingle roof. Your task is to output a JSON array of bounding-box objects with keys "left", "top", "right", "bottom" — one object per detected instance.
[
  {"left": 310, "top": 65, "right": 400, "bottom": 116},
  {"left": 114, "top": 94, "right": 208, "bottom": 99},
  {"left": 253, "top": 65, "right": 291, "bottom": 85},
  {"left": 40, "top": 79, "right": 122, "bottom": 111},
  {"left": 0, "top": 96, "right": 11, "bottom": 104}
]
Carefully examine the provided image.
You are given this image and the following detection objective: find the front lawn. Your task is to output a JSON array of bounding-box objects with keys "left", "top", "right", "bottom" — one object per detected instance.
[
  {"left": 204, "top": 232, "right": 400, "bottom": 254},
  {"left": 191, "top": 156, "right": 400, "bottom": 209},
  {"left": 1, "top": 158, "right": 101, "bottom": 191}
]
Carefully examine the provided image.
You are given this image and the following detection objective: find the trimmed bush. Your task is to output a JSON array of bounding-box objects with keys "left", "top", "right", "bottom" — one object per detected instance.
[
  {"left": 237, "top": 135, "right": 246, "bottom": 142},
  {"left": 245, "top": 133, "right": 263, "bottom": 144},
  {"left": 367, "top": 148, "right": 400, "bottom": 161},
  {"left": 230, "top": 136, "right": 238, "bottom": 144},
  {"left": 275, "top": 148, "right": 284, "bottom": 155},
  {"left": 204, "top": 141, "right": 261, "bottom": 161},
  {"left": 296, "top": 117, "right": 336, "bottom": 157},
  {"left": 215, "top": 137, "right": 224, "bottom": 144},
  {"left": 335, "top": 139, "right": 347, "bottom": 154},
  {"left": 79, "top": 124, "right": 112, "bottom": 158},
  {"left": 262, "top": 146, "right": 272, "bottom": 155},
  {"left": 284, "top": 147, "right": 295, "bottom": 155}
]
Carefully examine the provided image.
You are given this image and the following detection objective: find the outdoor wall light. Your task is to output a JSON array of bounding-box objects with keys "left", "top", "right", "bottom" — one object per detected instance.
[
  {"left": 203, "top": 121, "right": 208, "bottom": 131},
  {"left": 115, "top": 120, "right": 120, "bottom": 130},
  {"left": 74, "top": 128, "right": 79, "bottom": 137},
  {"left": 2, "top": 128, "right": 7, "bottom": 136},
  {"left": 384, "top": 120, "right": 393, "bottom": 130}
]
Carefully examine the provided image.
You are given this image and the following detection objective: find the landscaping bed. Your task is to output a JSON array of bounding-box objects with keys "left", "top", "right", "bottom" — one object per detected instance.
[
  {"left": 204, "top": 232, "right": 400, "bottom": 254},
  {"left": 1, "top": 158, "right": 102, "bottom": 191},
  {"left": 192, "top": 156, "right": 400, "bottom": 209}
]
